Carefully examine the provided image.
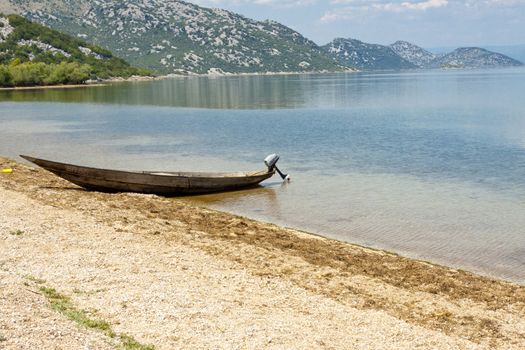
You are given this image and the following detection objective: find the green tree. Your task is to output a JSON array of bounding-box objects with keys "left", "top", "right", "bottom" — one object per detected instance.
[
  {"left": 44, "top": 62, "right": 91, "bottom": 85},
  {"left": 0, "top": 65, "right": 13, "bottom": 87},
  {"left": 10, "top": 62, "right": 49, "bottom": 86}
]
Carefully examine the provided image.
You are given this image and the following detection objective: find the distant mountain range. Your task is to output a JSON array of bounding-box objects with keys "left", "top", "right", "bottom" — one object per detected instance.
[
  {"left": 482, "top": 45, "right": 525, "bottom": 64},
  {"left": 429, "top": 44, "right": 525, "bottom": 63},
  {"left": 324, "top": 38, "right": 523, "bottom": 70},
  {"left": 430, "top": 47, "right": 522, "bottom": 69},
  {"left": 0, "top": 0, "right": 522, "bottom": 74},
  {"left": 322, "top": 38, "right": 415, "bottom": 70}
]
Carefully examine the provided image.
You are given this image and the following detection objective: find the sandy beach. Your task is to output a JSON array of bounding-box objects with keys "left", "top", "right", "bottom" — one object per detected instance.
[{"left": 1, "top": 156, "right": 524, "bottom": 349}]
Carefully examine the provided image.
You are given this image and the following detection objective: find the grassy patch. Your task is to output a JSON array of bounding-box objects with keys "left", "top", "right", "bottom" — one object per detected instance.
[
  {"left": 39, "top": 287, "right": 112, "bottom": 333},
  {"left": 26, "top": 275, "right": 46, "bottom": 284},
  {"left": 73, "top": 288, "right": 107, "bottom": 295},
  {"left": 119, "top": 333, "right": 155, "bottom": 350},
  {"left": 39, "top": 286, "right": 154, "bottom": 350},
  {"left": 9, "top": 229, "right": 23, "bottom": 236}
]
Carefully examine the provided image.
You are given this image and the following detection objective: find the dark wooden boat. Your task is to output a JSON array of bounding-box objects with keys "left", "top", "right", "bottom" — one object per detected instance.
[{"left": 20, "top": 155, "right": 276, "bottom": 196}]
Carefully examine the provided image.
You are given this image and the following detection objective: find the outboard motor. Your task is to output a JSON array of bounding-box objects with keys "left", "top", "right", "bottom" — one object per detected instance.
[
  {"left": 264, "top": 154, "right": 290, "bottom": 181},
  {"left": 264, "top": 154, "right": 280, "bottom": 170}
]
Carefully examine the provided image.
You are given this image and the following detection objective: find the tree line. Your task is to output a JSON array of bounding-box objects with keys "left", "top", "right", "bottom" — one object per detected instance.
[{"left": 0, "top": 61, "right": 91, "bottom": 87}]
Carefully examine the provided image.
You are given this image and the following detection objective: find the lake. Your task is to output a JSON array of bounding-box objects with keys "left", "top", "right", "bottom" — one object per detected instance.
[{"left": 1, "top": 68, "right": 524, "bottom": 282}]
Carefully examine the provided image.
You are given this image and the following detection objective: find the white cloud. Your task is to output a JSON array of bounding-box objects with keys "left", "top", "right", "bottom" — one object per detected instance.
[
  {"left": 399, "top": 0, "right": 448, "bottom": 10},
  {"left": 484, "top": 0, "right": 525, "bottom": 6},
  {"left": 372, "top": 0, "right": 448, "bottom": 12},
  {"left": 330, "top": 0, "right": 447, "bottom": 7},
  {"left": 191, "top": 0, "right": 316, "bottom": 7},
  {"left": 320, "top": 0, "right": 449, "bottom": 22}
]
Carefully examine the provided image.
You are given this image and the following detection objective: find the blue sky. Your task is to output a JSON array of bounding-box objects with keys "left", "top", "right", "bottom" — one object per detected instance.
[{"left": 191, "top": 0, "right": 525, "bottom": 48}]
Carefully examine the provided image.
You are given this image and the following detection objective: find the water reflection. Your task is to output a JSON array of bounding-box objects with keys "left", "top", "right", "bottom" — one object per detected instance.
[
  {"left": 188, "top": 182, "right": 284, "bottom": 218},
  {"left": 0, "top": 74, "right": 312, "bottom": 109},
  {"left": 2, "top": 69, "right": 522, "bottom": 109}
]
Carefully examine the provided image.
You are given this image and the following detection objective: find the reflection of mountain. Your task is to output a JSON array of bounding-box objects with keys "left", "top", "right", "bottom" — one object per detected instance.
[{"left": 0, "top": 75, "right": 312, "bottom": 109}]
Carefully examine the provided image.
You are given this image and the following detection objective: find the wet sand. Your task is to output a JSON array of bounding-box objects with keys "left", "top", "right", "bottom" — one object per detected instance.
[{"left": 1, "top": 156, "right": 524, "bottom": 349}]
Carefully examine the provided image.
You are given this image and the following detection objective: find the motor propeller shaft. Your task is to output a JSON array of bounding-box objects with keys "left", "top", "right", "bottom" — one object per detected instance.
[{"left": 274, "top": 165, "right": 290, "bottom": 181}]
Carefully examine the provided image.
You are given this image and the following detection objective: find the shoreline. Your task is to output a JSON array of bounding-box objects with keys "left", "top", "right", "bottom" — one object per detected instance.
[
  {"left": 2, "top": 67, "right": 522, "bottom": 91},
  {"left": 0, "top": 69, "right": 357, "bottom": 91},
  {"left": 1, "top": 156, "right": 524, "bottom": 349},
  {"left": 0, "top": 83, "right": 107, "bottom": 91}
]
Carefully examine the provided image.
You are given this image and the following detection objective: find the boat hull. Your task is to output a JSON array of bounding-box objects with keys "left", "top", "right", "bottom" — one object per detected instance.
[{"left": 20, "top": 155, "right": 274, "bottom": 196}]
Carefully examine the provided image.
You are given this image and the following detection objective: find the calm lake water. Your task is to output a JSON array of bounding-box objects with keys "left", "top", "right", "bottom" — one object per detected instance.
[{"left": 1, "top": 68, "right": 525, "bottom": 282}]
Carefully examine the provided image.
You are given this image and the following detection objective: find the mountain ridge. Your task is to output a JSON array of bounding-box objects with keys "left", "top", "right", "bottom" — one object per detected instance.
[{"left": 429, "top": 47, "right": 523, "bottom": 68}]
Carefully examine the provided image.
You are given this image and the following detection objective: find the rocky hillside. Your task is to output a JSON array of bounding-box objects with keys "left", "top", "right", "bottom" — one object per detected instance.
[
  {"left": 430, "top": 47, "right": 523, "bottom": 69},
  {"left": 390, "top": 41, "right": 436, "bottom": 68},
  {"left": 485, "top": 44, "right": 525, "bottom": 64},
  {"left": 0, "top": 13, "right": 148, "bottom": 79},
  {"left": 2, "top": 0, "right": 346, "bottom": 74},
  {"left": 322, "top": 38, "right": 415, "bottom": 70}
]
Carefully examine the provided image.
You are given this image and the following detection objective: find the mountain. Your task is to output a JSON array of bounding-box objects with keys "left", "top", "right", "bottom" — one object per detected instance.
[
  {"left": 390, "top": 41, "right": 436, "bottom": 68},
  {"left": 481, "top": 45, "right": 525, "bottom": 65},
  {"left": 429, "top": 45, "right": 525, "bottom": 63},
  {"left": 430, "top": 47, "right": 523, "bottom": 69},
  {"left": 322, "top": 38, "right": 415, "bottom": 70},
  {"left": 2, "top": 0, "right": 347, "bottom": 74},
  {"left": 0, "top": 13, "right": 148, "bottom": 86},
  {"left": 323, "top": 37, "right": 523, "bottom": 70}
]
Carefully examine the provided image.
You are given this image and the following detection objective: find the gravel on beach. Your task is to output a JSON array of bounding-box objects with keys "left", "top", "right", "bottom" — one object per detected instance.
[{"left": 1, "top": 157, "right": 524, "bottom": 349}]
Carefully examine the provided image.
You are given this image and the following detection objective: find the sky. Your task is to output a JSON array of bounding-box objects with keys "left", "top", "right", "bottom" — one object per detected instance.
[{"left": 190, "top": 0, "right": 525, "bottom": 48}]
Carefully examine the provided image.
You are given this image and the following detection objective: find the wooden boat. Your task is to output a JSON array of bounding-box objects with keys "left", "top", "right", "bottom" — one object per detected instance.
[{"left": 20, "top": 155, "right": 277, "bottom": 196}]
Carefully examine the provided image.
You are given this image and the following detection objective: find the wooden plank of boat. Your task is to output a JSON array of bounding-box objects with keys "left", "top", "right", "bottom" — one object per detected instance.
[{"left": 20, "top": 155, "right": 276, "bottom": 196}]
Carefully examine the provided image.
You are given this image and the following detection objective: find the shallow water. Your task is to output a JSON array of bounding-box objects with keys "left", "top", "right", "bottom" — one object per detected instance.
[{"left": 1, "top": 68, "right": 524, "bottom": 282}]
